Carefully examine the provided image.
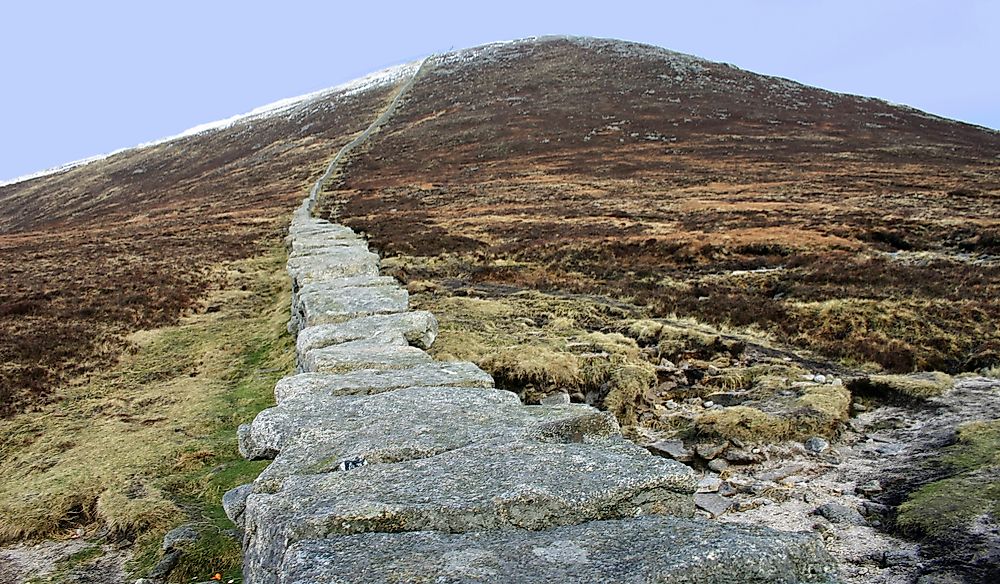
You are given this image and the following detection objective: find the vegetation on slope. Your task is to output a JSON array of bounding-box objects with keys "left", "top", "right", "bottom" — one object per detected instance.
[
  {"left": 0, "top": 74, "right": 407, "bottom": 418},
  {"left": 0, "top": 248, "right": 293, "bottom": 582},
  {"left": 384, "top": 254, "right": 852, "bottom": 442},
  {"left": 326, "top": 38, "right": 1000, "bottom": 379}
]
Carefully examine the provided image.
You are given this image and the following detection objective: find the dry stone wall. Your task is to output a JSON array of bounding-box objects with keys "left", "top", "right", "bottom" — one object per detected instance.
[{"left": 222, "top": 60, "right": 839, "bottom": 584}]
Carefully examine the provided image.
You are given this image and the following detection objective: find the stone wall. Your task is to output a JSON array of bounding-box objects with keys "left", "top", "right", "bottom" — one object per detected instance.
[{"left": 221, "top": 206, "right": 839, "bottom": 583}]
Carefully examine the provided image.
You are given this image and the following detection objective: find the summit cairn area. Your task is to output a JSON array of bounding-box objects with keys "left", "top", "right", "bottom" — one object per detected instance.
[{"left": 223, "top": 201, "right": 838, "bottom": 583}]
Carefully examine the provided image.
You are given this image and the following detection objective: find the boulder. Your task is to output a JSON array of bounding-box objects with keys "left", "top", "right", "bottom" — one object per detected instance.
[
  {"left": 272, "top": 363, "right": 494, "bottom": 403},
  {"left": 295, "top": 311, "right": 438, "bottom": 358},
  {"left": 286, "top": 247, "right": 380, "bottom": 287},
  {"left": 239, "top": 386, "right": 621, "bottom": 487},
  {"left": 243, "top": 438, "right": 696, "bottom": 579},
  {"left": 223, "top": 484, "right": 253, "bottom": 528},
  {"left": 277, "top": 516, "right": 838, "bottom": 584},
  {"left": 299, "top": 339, "right": 434, "bottom": 374},
  {"left": 293, "top": 285, "right": 408, "bottom": 329}
]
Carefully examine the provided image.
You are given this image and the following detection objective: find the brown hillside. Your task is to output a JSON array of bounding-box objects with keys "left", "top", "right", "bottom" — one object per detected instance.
[
  {"left": 321, "top": 36, "right": 1000, "bottom": 374},
  {"left": 0, "top": 74, "right": 409, "bottom": 417}
]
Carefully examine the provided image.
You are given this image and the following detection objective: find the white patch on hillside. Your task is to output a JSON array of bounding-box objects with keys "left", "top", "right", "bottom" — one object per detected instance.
[{"left": 0, "top": 62, "right": 419, "bottom": 188}]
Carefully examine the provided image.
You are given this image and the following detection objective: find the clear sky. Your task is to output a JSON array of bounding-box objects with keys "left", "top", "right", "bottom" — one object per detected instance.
[{"left": 1, "top": 0, "right": 997, "bottom": 182}]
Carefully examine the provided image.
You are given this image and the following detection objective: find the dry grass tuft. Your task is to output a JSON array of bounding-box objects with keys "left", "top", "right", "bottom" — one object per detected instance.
[
  {"left": 480, "top": 346, "right": 581, "bottom": 390},
  {"left": 696, "top": 406, "right": 793, "bottom": 443},
  {"left": 96, "top": 483, "right": 180, "bottom": 540},
  {"left": 867, "top": 371, "right": 955, "bottom": 399}
]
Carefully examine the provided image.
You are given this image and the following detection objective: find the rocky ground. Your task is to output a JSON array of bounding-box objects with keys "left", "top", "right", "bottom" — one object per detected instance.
[
  {"left": 0, "top": 539, "right": 128, "bottom": 584},
  {"left": 638, "top": 375, "right": 1000, "bottom": 584}
]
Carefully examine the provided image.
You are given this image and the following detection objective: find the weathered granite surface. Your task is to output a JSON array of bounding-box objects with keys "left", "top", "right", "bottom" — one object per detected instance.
[
  {"left": 295, "top": 284, "right": 409, "bottom": 326},
  {"left": 300, "top": 338, "right": 434, "bottom": 374},
  {"left": 243, "top": 438, "right": 696, "bottom": 582},
  {"left": 295, "top": 311, "right": 438, "bottom": 357},
  {"left": 281, "top": 516, "right": 839, "bottom": 584},
  {"left": 242, "top": 388, "right": 624, "bottom": 493},
  {"left": 272, "top": 364, "right": 494, "bottom": 403}
]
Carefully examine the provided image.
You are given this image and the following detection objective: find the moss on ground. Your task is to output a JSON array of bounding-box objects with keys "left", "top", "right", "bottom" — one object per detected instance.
[
  {"left": 896, "top": 420, "right": 1000, "bottom": 536},
  {"left": 0, "top": 247, "right": 293, "bottom": 582}
]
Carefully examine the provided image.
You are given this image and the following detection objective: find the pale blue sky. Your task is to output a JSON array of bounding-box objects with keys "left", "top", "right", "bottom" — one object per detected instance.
[{"left": 1, "top": 0, "right": 997, "bottom": 182}]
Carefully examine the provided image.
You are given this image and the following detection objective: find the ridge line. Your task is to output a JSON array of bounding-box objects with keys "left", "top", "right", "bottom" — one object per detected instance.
[{"left": 306, "top": 56, "right": 433, "bottom": 214}]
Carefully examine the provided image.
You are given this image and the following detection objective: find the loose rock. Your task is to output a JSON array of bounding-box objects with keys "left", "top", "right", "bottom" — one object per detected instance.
[
  {"left": 813, "top": 502, "right": 866, "bottom": 525},
  {"left": 694, "top": 492, "right": 734, "bottom": 518},
  {"left": 647, "top": 439, "right": 694, "bottom": 462},
  {"left": 804, "top": 436, "right": 830, "bottom": 453}
]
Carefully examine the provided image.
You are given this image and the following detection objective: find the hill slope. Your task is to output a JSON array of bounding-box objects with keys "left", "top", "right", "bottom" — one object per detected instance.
[
  {"left": 0, "top": 65, "right": 417, "bottom": 416},
  {"left": 320, "top": 36, "right": 1000, "bottom": 374}
]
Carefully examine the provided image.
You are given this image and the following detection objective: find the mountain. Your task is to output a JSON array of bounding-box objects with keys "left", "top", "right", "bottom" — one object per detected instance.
[
  {"left": 326, "top": 36, "right": 998, "bottom": 363},
  {"left": 1, "top": 36, "right": 998, "bottom": 583}
]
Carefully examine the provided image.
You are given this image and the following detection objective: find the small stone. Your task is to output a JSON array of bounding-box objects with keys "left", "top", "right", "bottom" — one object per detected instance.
[
  {"left": 813, "top": 502, "right": 866, "bottom": 525},
  {"left": 695, "top": 442, "right": 728, "bottom": 460},
  {"left": 724, "top": 447, "right": 764, "bottom": 464},
  {"left": 540, "top": 392, "right": 571, "bottom": 406},
  {"left": 857, "top": 480, "right": 883, "bottom": 497},
  {"left": 694, "top": 493, "right": 734, "bottom": 517},
  {"left": 718, "top": 481, "right": 737, "bottom": 497},
  {"left": 757, "top": 464, "right": 804, "bottom": 483},
  {"left": 804, "top": 436, "right": 829, "bottom": 453},
  {"left": 162, "top": 524, "right": 199, "bottom": 552},
  {"left": 860, "top": 501, "right": 889, "bottom": 517},
  {"left": 706, "top": 365, "right": 721, "bottom": 376},
  {"left": 814, "top": 374, "right": 827, "bottom": 383},
  {"left": 647, "top": 439, "right": 694, "bottom": 462},
  {"left": 708, "top": 458, "right": 730, "bottom": 473},
  {"left": 852, "top": 402, "right": 868, "bottom": 412},
  {"left": 702, "top": 400, "right": 715, "bottom": 408},
  {"left": 832, "top": 378, "right": 844, "bottom": 386},
  {"left": 802, "top": 374, "right": 816, "bottom": 381},
  {"left": 697, "top": 476, "right": 723, "bottom": 493}
]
